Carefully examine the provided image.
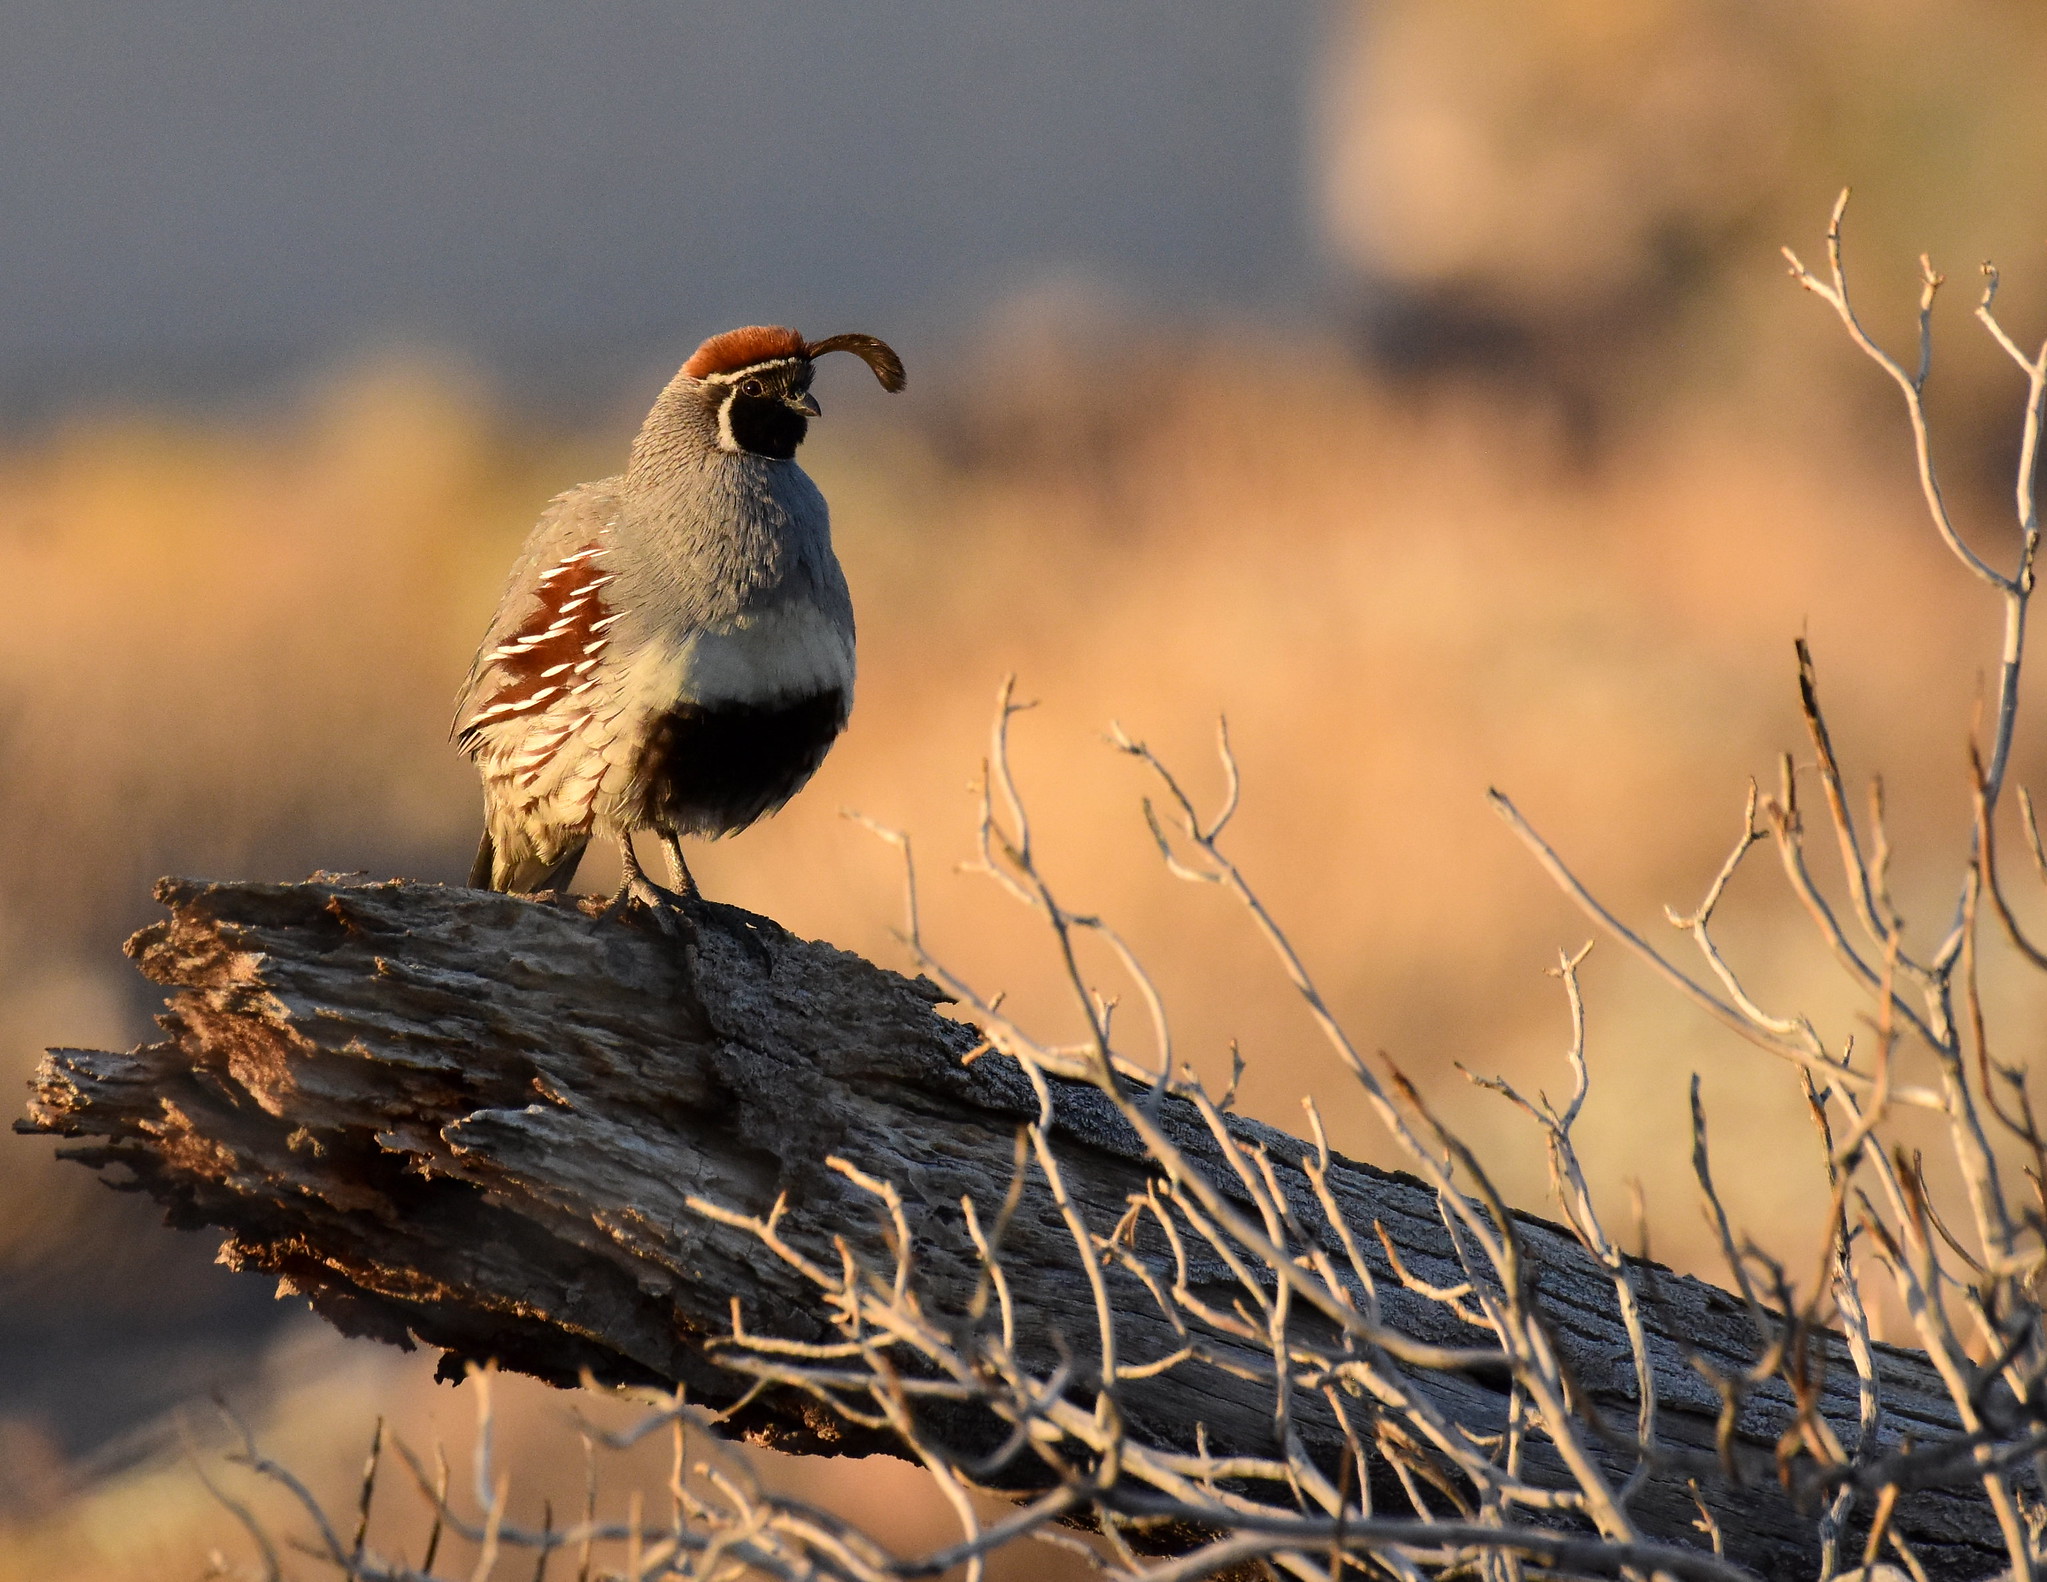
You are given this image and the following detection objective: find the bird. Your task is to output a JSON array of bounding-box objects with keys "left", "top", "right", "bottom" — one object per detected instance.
[{"left": 454, "top": 324, "right": 906, "bottom": 913}]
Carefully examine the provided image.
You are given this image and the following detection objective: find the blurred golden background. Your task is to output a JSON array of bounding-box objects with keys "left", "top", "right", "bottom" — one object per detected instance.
[{"left": 9, "top": 2, "right": 2047, "bottom": 1576}]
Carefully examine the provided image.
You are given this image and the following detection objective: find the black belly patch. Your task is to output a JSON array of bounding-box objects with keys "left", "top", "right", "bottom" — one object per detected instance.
[{"left": 634, "top": 690, "right": 849, "bottom": 836}]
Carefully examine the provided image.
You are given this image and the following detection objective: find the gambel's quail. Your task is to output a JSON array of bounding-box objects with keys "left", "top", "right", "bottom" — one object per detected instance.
[{"left": 455, "top": 324, "right": 905, "bottom": 910}]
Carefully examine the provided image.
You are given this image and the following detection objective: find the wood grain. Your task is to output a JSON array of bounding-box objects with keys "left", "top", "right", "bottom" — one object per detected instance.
[{"left": 17, "top": 878, "right": 2009, "bottom": 1579}]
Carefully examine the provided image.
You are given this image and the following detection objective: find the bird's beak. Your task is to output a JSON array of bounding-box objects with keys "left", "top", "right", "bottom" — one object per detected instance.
[{"left": 789, "top": 390, "right": 822, "bottom": 417}]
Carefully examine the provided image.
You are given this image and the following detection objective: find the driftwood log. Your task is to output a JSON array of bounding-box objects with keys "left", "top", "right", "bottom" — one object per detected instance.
[{"left": 17, "top": 878, "right": 2009, "bottom": 1579}]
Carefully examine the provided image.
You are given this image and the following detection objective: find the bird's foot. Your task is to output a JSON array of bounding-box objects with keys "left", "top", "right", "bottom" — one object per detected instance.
[
  {"left": 602, "top": 831, "right": 704, "bottom": 936},
  {"left": 601, "top": 872, "right": 699, "bottom": 936}
]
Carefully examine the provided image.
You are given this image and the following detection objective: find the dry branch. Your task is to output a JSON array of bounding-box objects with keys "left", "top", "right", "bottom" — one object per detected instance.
[{"left": 17, "top": 877, "right": 2011, "bottom": 1580}]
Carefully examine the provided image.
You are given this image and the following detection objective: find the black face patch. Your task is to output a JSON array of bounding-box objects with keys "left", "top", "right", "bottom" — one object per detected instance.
[{"left": 725, "top": 391, "right": 809, "bottom": 459}]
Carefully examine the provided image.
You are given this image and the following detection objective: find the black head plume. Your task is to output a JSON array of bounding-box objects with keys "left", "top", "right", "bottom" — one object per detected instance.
[{"left": 804, "top": 333, "right": 907, "bottom": 393}]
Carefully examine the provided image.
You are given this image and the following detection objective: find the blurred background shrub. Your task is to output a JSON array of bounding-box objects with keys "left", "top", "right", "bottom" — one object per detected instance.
[{"left": 6, "top": 2, "right": 2047, "bottom": 1575}]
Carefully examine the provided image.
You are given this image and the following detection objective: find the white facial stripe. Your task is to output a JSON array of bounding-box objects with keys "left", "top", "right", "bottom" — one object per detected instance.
[
  {"left": 698, "top": 357, "right": 804, "bottom": 386},
  {"left": 715, "top": 386, "right": 740, "bottom": 452}
]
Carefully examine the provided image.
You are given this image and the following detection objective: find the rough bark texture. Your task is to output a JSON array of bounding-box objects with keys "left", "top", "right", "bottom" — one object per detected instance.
[{"left": 17, "top": 878, "right": 2007, "bottom": 1579}]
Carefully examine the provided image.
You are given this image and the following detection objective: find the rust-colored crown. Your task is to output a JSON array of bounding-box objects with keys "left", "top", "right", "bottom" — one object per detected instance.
[
  {"left": 681, "top": 325, "right": 808, "bottom": 380},
  {"left": 681, "top": 325, "right": 908, "bottom": 392}
]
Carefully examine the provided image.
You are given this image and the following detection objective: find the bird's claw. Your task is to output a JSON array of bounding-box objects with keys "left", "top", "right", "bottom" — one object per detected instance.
[{"left": 602, "top": 873, "right": 698, "bottom": 937}]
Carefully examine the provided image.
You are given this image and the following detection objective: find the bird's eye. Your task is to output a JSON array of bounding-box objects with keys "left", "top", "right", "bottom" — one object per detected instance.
[{"left": 741, "top": 378, "right": 765, "bottom": 397}]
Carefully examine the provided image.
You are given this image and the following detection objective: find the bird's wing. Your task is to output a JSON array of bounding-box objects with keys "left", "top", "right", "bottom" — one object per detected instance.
[{"left": 452, "top": 479, "right": 618, "bottom": 742}]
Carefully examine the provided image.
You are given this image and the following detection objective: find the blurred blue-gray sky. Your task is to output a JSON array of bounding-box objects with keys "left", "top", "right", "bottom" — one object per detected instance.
[{"left": 0, "top": 1, "right": 1324, "bottom": 408}]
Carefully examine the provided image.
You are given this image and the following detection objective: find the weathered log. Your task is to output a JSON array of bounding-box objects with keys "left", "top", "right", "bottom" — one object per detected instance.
[{"left": 17, "top": 878, "right": 2007, "bottom": 1579}]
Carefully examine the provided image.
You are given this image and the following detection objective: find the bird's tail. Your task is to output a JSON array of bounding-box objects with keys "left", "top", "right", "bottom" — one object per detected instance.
[
  {"left": 468, "top": 831, "right": 496, "bottom": 889},
  {"left": 468, "top": 829, "right": 589, "bottom": 894}
]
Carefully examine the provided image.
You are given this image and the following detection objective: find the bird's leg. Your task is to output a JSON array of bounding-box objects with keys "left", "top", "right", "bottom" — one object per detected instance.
[
  {"left": 604, "top": 830, "right": 689, "bottom": 930},
  {"left": 659, "top": 834, "right": 702, "bottom": 901}
]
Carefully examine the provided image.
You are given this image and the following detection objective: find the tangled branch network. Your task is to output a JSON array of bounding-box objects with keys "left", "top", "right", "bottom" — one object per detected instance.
[{"left": 198, "top": 193, "right": 2047, "bottom": 1581}]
